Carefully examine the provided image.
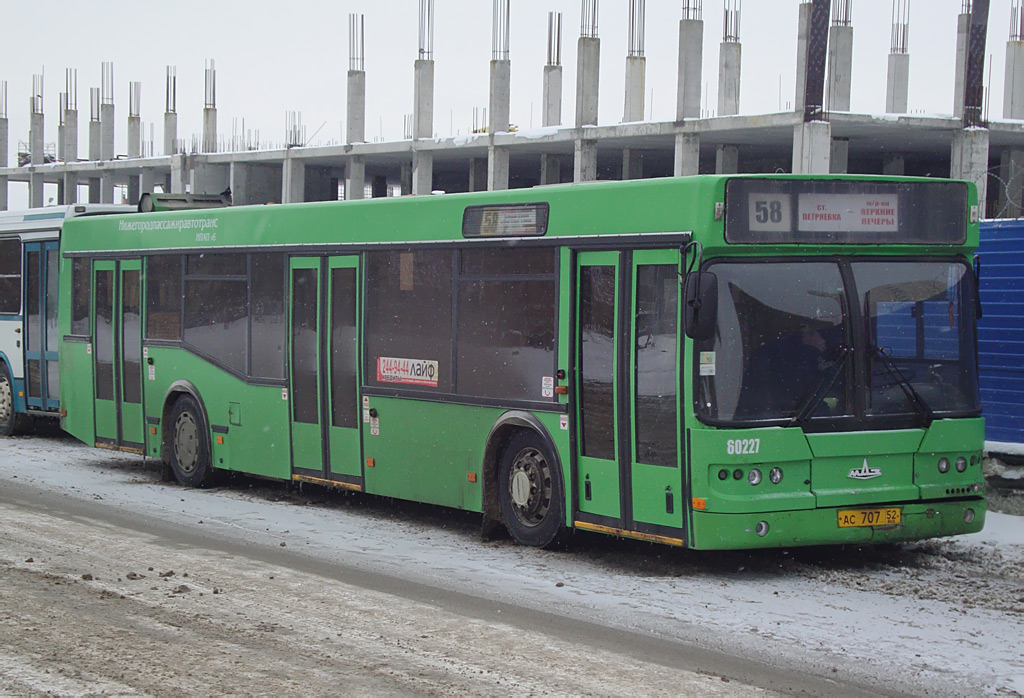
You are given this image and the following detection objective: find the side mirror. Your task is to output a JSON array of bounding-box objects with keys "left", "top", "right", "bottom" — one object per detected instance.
[{"left": 683, "top": 271, "right": 718, "bottom": 340}]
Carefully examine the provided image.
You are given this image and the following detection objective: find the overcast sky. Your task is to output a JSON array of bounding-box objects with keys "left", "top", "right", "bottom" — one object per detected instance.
[{"left": 2, "top": 0, "right": 1017, "bottom": 206}]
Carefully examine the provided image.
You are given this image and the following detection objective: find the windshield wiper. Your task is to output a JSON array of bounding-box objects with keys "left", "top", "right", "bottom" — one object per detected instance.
[
  {"left": 789, "top": 345, "right": 851, "bottom": 426},
  {"left": 870, "top": 345, "right": 934, "bottom": 426}
]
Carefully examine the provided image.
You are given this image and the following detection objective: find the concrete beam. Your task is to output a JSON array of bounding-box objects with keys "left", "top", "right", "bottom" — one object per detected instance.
[
  {"left": 677, "top": 19, "right": 703, "bottom": 120},
  {"left": 717, "top": 42, "right": 741, "bottom": 117},
  {"left": 792, "top": 120, "right": 831, "bottom": 174},
  {"left": 576, "top": 37, "right": 600, "bottom": 127},
  {"left": 825, "top": 25, "right": 853, "bottom": 112},
  {"left": 886, "top": 53, "right": 910, "bottom": 114},
  {"left": 674, "top": 133, "right": 699, "bottom": 176},
  {"left": 951, "top": 127, "right": 990, "bottom": 211}
]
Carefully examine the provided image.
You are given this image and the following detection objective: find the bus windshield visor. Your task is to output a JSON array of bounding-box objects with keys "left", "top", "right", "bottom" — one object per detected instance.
[{"left": 696, "top": 259, "right": 980, "bottom": 426}]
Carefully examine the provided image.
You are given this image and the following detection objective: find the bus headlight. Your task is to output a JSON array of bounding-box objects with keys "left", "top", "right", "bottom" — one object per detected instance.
[
  {"left": 748, "top": 469, "right": 762, "bottom": 486},
  {"left": 769, "top": 467, "right": 783, "bottom": 484},
  {"left": 937, "top": 457, "right": 950, "bottom": 473},
  {"left": 755, "top": 521, "right": 769, "bottom": 537},
  {"left": 964, "top": 509, "right": 976, "bottom": 524},
  {"left": 955, "top": 457, "right": 968, "bottom": 473}
]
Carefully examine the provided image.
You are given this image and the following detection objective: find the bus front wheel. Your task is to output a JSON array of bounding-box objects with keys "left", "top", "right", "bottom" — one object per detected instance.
[
  {"left": 0, "top": 364, "right": 31, "bottom": 437},
  {"left": 168, "top": 395, "right": 214, "bottom": 487},
  {"left": 498, "top": 430, "right": 566, "bottom": 548}
]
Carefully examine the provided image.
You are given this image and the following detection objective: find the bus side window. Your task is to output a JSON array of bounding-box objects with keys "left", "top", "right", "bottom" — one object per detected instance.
[{"left": 0, "top": 239, "right": 20, "bottom": 314}]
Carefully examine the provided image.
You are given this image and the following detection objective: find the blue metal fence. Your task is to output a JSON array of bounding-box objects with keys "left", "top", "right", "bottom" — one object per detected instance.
[{"left": 978, "top": 220, "right": 1024, "bottom": 450}]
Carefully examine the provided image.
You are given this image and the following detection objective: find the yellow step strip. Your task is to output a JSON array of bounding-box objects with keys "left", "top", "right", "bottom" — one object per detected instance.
[
  {"left": 574, "top": 520, "right": 684, "bottom": 547},
  {"left": 291, "top": 474, "right": 363, "bottom": 493}
]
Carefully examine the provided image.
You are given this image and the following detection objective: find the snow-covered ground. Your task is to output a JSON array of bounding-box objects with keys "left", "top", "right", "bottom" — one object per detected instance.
[{"left": 2, "top": 433, "right": 1023, "bottom": 695}]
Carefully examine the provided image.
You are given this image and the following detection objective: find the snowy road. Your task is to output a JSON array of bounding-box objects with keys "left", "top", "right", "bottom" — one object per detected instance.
[{"left": 1, "top": 433, "right": 1023, "bottom": 695}]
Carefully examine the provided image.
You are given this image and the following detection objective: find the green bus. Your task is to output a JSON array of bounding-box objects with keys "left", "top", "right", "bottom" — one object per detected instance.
[{"left": 57, "top": 175, "right": 986, "bottom": 550}]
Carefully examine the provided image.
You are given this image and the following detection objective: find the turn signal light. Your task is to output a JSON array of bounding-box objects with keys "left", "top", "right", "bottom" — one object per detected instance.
[
  {"left": 366, "top": 457, "right": 375, "bottom": 468},
  {"left": 467, "top": 472, "right": 478, "bottom": 483},
  {"left": 554, "top": 386, "right": 568, "bottom": 395}
]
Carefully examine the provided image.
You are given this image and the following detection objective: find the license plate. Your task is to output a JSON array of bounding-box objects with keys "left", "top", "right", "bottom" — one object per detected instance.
[{"left": 837, "top": 507, "right": 902, "bottom": 528}]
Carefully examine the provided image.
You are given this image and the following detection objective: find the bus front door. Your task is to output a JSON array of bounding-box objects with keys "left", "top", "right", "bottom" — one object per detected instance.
[
  {"left": 574, "top": 249, "right": 685, "bottom": 543},
  {"left": 92, "top": 259, "right": 145, "bottom": 453},
  {"left": 288, "top": 256, "right": 363, "bottom": 489},
  {"left": 22, "top": 241, "right": 60, "bottom": 412}
]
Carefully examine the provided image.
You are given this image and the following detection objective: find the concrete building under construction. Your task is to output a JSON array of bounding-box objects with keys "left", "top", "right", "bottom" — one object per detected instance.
[{"left": 3, "top": 0, "right": 1024, "bottom": 217}]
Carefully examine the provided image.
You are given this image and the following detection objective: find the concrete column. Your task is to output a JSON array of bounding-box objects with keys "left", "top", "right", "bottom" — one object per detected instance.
[
  {"left": 830, "top": 138, "right": 849, "bottom": 174},
  {"left": 882, "top": 154, "right": 905, "bottom": 176},
  {"left": 164, "top": 112, "right": 177, "bottom": 155},
  {"left": 139, "top": 168, "right": 155, "bottom": 199},
  {"left": 487, "top": 146, "right": 509, "bottom": 191},
  {"left": 793, "top": 121, "right": 832, "bottom": 174},
  {"left": 954, "top": 12, "right": 970, "bottom": 118},
  {"left": 282, "top": 154, "right": 305, "bottom": 203},
  {"left": 400, "top": 162, "right": 413, "bottom": 195},
  {"left": 542, "top": 65, "right": 563, "bottom": 126},
  {"left": 715, "top": 145, "right": 738, "bottom": 174},
  {"left": 1004, "top": 40, "right": 1024, "bottom": 119},
  {"left": 886, "top": 53, "right": 910, "bottom": 113},
  {"left": 999, "top": 149, "right": 1024, "bottom": 217},
  {"left": 576, "top": 37, "right": 600, "bottom": 127},
  {"left": 413, "top": 59, "right": 434, "bottom": 139},
  {"left": 951, "top": 128, "right": 990, "bottom": 212},
  {"left": 100, "top": 102, "right": 115, "bottom": 203},
  {"left": 412, "top": 152, "right": 433, "bottom": 195},
  {"left": 58, "top": 122, "right": 65, "bottom": 163},
  {"left": 677, "top": 18, "right": 703, "bottom": 119},
  {"left": 229, "top": 161, "right": 249, "bottom": 204},
  {"left": 346, "top": 156, "right": 365, "bottom": 200},
  {"left": 539, "top": 154, "right": 561, "bottom": 184},
  {"left": 622, "top": 148, "right": 643, "bottom": 180},
  {"left": 30, "top": 107, "right": 44, "bottom": 208},
  {"left": 127, "top": 114, "right": 141, "bottom": 204},
  {"left": 347, "top": 70, "right": 366, "bottom": 143},
  {"left": 170, "top": 154, "right": 188, "bottom": 194},
  {"left": 371, "top": 176, "right": 388, "bottom": 198},
  {"left": 574, "top": 139, "right": 597, "bottom": 182},
  {"left": 488, "top": 59, "right": 511, "bottom": 191},
  {"left": 794, "top": 2, "right": 812, "bottom": 113},
  {"left": 203, "top": 108, "right": 217, "bottom": 153},
  {"left": 469, "top": 157, "right": 488, "bottom": 191},
  {"left": 63, "top": 108, "right": 78, "bottom": 204},
  {"left": 717, "top": 42, "right": 741, "bottom": 116},
  {"left": 825, "top": 25, "right": 853, "bottom": 112},
  {"left": 88, "top": 118, "right": 101, "bottom": 203},
  {"left": 412, "top": 59, "right": 434, "bottom": 196},
  {"left": 674, "top": 133, "right": 699, "bottom": 176},
  {"left": 0, "top": 116, "right": 7, "bottom": 210},
  {"left": 623, "top": 56, "right": 645, "bottom": 122}
]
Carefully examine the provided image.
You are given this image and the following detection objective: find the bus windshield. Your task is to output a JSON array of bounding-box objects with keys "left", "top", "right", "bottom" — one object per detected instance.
[{"left": 696, "top": 259, "right": 980, "bottom": 427}]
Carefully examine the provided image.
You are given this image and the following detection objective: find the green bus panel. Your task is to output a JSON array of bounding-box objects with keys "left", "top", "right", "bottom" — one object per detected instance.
[
  {"left": 914, "top": 418, "right": 986, "bottom": 499},
  {"left": 143, "top": 347, "right": 292, "bottom": 481},
  {"left": 59, "top": 340, "right": 96, "bottom": 444}
]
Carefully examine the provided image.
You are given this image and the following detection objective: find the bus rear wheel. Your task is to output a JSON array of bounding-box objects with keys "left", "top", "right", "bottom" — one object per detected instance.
[
  {"left": 0, "top": 364, "right": 31, "bottom": 437},
  {"left": 168, "top": 395, "right": 215, "bottom": 487},
  {"left": 498, "top": 430, "right": 566, "bottom": 548}
]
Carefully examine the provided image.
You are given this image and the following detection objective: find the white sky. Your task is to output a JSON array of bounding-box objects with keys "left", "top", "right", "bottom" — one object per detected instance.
[{"left": 1, "top": 0, "right": 1017, "bottom": 206}]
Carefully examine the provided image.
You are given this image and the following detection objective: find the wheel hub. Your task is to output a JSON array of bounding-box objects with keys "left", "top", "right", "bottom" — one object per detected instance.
[
  {"left": 508, "top": 446, "right": 552, "bottom": 528},
  {"left": 173, "top": 412, "right": 199, "bottom": 474}
]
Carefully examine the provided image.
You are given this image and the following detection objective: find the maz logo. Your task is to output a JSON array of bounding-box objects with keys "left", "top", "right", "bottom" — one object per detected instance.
[{"left": 848, "top": 459, "right": 882, "bottom": 480}]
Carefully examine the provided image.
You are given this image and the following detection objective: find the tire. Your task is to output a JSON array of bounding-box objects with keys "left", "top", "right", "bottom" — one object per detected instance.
[
  {"left": 498, "top": 430, "right": 567, "bottom": 548},
  {"left": 168, "top": 395, "right": 215, "bottom": 487},
  {"left": 0, "top": 364, "right": 31, "bottom": 437}
]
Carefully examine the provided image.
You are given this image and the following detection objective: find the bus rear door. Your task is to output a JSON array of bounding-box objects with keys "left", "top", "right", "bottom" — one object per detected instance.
[
  {"left": 22, "top": 241, "right": 59, "bottom": 412},
  {"left": 573, "top": 249, "right": 686, "bottom": 544},
  {"left": 288, "top": 256, "right": 362, "bottom": 489}
]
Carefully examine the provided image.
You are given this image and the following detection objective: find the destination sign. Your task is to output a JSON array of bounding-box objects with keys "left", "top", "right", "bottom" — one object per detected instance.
[
  {"left": 725, "top": 179, "right": 967, "bottom": 245},
  {"left": 463, "top": 202, "right": 549, "bottom": 238}
]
